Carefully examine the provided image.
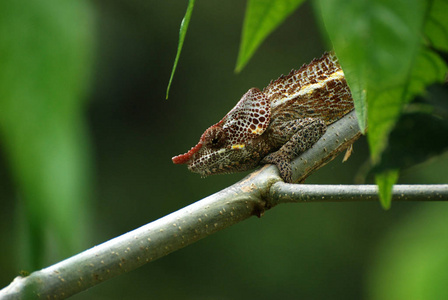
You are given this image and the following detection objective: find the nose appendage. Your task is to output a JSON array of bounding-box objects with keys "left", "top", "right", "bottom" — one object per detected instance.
[{"left": 172, "top": 142, "right": 203, "bottom": 164}]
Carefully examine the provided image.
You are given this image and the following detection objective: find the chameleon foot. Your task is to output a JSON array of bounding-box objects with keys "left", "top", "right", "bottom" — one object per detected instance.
[
  {"left": 261, "top": 118, "right": 326, "bottom": 183},
  {"left": 262, "top": 154, "right": 293, "bottom": 183}
]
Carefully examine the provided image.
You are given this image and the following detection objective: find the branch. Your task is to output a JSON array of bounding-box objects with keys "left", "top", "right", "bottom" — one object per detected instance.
[
  {"left": 269, "top": 183, "right": 448, "bottom": 205},
  {"left": 2, "top": 111, "right": 446, "bottom": 299}
]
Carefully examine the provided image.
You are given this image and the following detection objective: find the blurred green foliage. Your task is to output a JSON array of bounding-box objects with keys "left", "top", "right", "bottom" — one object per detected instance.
[
  {"left": 0, "top": 0, "right": 94, "bottom": 269},
  {"left": 368, "top": 205, "right": 448, "bottom": 300},
  {"left": 0, "top": 0, "right": 447, "bottom": 299}
]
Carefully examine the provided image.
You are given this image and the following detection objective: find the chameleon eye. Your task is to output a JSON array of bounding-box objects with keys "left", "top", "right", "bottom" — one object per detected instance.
[{"left": 205, "top": 126, "right": 226, "bottom": 148}]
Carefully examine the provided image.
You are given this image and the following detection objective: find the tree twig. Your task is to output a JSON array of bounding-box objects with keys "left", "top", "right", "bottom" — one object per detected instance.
[
  {"left": 269, "top": 183, "right": 448, "bottom": 205},
  {"left": 2, "top": 111, "right": 446, "bottom": 299}
]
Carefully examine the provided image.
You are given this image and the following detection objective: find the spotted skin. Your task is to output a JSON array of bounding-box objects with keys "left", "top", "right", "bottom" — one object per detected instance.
[{"left": 172, "top": 52, "right": 354, "bottom": 183}]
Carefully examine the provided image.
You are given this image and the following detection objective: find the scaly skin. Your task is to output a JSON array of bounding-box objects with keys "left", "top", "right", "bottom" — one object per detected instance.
[{"left": 172, "top": 52, "right": 354, "bottom": 183}]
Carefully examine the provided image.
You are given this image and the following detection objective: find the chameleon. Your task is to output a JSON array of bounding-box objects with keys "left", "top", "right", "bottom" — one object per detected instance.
[{"left": 172, "top": 52, "right": 354, "bottom": 183}]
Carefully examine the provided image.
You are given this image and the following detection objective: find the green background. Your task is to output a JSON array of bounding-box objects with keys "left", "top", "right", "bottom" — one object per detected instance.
[{"left": 1, "top": 0, "right": 447, "bottom": 299}]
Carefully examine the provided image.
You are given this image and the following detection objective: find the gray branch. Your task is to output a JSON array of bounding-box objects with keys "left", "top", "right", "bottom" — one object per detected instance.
[
  {"left": 269, "top": 183, "right": 448, "bottom": 205},
  {"left": 1, "top": 111, "right": 446, "bottom": 299}
]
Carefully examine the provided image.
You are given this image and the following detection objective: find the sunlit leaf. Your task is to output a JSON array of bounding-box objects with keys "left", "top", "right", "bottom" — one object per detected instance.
[
  {"left": 166, "top": 0, "right": 195, "bottom": 99},
  {"left": 235, "top": 0, "right": 305, "bottom": 72}
]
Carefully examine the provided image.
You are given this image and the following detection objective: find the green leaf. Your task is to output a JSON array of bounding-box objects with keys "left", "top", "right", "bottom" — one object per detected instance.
[
  {"left": 406, "top": 48, "right": 447, "bottom": 98},
  {"left": 235, "top": 0, "right": 305, "bottom": 72},
  {"left": 0, "top": 0, "right": 93, "bottom": 269},
  {"left": 166, "top": 0, "right": 195, "bottom": 99},
  {"left": 345, "top": 69, "right": 368, "bottom": 134},
  {"left": 319, "top": 0, "right": 429, "bottom": 162},
  {"left": 424, "top": 0, "right": 448, "bottom": 52},
  {"left": 371, "top": 48, "right": 447, "bottom": 207},
  {"left": 319, "top": 0, "right": 448, "bottom": 207},
  {"left": 375, "top": 169, "right": 399, "bottom": 209}
]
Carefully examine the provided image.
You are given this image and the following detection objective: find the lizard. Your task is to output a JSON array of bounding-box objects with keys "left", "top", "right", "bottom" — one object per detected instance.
[{"left": 172, "top": 52, "right": 354, "bottom": 183}]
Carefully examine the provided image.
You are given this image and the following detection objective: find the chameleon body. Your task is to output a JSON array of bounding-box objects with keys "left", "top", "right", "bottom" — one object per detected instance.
[{"left": 172, "top": 52, "right": 354, "bottom": 183}]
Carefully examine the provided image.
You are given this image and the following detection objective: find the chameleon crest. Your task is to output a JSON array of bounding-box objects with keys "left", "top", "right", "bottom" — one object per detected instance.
[{"left": 173, "top": 52, "right": 354, "bottom": 182}]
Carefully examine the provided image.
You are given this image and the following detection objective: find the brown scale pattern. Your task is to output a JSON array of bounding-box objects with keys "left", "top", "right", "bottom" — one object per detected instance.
[
  {"left": 221, "top": 88, "right": 271, "bottom": 145},
  {"left": 263, "top": 52, "right": 338, "bottom": 101},
  {"left": 264, "top": 52, "right": 353, "bottom": 124}
]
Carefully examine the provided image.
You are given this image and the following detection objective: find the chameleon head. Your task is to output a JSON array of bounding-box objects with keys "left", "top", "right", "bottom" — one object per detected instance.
[
  {"left": 172, "top": 88, "right": 272, "bottom": 176},
  {"left": 172, "top": 124, "right": 254, "bottom": 176}
]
